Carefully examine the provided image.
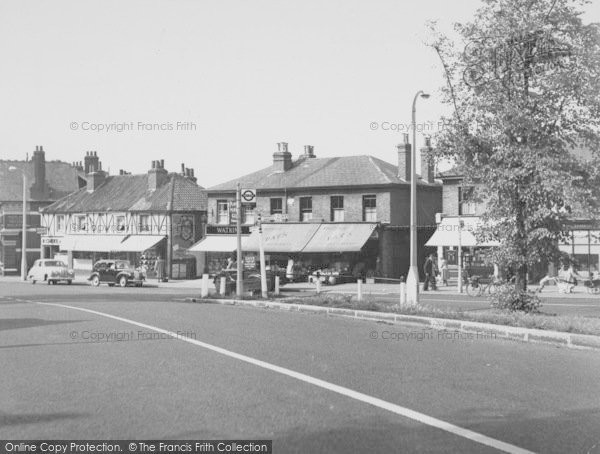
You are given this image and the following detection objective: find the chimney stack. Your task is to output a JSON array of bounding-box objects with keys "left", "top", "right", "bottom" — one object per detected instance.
[
  {"left": 84, "top": 150, "right": 100, "bottom": 174},
  {"left": 420, "top": 136, "right": 435, "bottom": 184},
  {"left": 397, "top": 134, "right": 412, "bottom": 181},
  {"left": 303, "top": 145, "right": 316, "bottom": 159},
  {"left": 31, "top": 145, "right": 48, "bottom": 199},
  {"left": 273, "top": 142, "right": 293, "bottom": 172},
  {"left": 148, "top": 159, "right": 169, "bottom": 191}
]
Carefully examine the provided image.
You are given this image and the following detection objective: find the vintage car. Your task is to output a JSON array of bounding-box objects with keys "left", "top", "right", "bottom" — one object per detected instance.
[
  {"left": 88, "top": 259, "right": 145, "bottom": 287},
  {"left": 27, "top": 259, "right": 75, "bottom": 285}
]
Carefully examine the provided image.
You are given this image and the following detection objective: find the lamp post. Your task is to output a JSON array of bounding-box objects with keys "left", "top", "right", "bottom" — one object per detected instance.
[
  {"left": 406, "top": 90, "right": 430, "bottom": 305},
  {"left": 8, "top": 166, "right": 27, "bottom": 281}
]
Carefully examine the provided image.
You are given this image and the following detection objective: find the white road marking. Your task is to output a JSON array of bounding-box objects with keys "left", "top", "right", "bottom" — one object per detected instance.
[{"left": 37, "top": 301, "right": 536, "bottom": 454}]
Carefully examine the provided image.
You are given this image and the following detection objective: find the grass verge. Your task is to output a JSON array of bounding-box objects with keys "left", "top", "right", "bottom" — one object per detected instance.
[{"left": 278, "top": 294, "right": 600, "bottom": 336}]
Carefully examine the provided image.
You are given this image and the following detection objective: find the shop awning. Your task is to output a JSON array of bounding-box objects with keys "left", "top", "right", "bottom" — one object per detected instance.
[
  {"left": 59, "top": 235, "right": 127, "bottom": 252},
  {"left": 302, "top": 223, "right": 377, "bottom": 253},
  {"left": 243, "top": 223, "right": 321, "bottom": 253},
  {"left": 188, "top": 235, "right": 247, "bottom": 252},
  {"left": 425, "top": 217, "right": 500, "bottom": 247},
  {"left": 119, "top": 235, "right": 165, "bottom": 252}
]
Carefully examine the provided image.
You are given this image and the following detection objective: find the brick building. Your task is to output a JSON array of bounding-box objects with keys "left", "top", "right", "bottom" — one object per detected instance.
[
  {"left": 40, "top": 156, "right": 207, "bottom": 279},
  {"left": 0, "top": 146, "right": 85, "bottom": 275},
  {"left": 192, "top": 140, "right": 442, "bottom": 279}
]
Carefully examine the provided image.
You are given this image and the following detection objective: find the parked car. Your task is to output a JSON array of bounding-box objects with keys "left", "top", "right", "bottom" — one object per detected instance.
[
  {"left": 213, "top": 269, "right": 276, "bottom": 296},
  {"left": 27, "top": 259, "right": 74, "bottom": 285},
  {"left": 308, "top": 268, "right": 355, "bottom": 285},
  {"left": 88, "top": 259, "right": 145, "bottom": 287}
]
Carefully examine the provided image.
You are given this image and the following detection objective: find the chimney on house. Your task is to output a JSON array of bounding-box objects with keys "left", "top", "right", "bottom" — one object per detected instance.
[
  {"left": 83, "top": 151, "right": 100, "bottom": 173},
  {"left": 31, "top": 145, "right": 48, "bottom": 199},
  {"left": 420, "top": 136, "right": 435, "bottom": 184},
  {"left": 273, "top": 142, "right": 292, "bottom": 172},
  {"left": 148, "top": 159, "right": 169, "bottom": 191},
  {"left": 397, "top": 133, "right": 411, "bottom": 181},
  {"left": 302, "top": 145, "right": 316, "bottom": 159},
  {"left": 84, "top": 151, "right": 106, "bottom": 192}
]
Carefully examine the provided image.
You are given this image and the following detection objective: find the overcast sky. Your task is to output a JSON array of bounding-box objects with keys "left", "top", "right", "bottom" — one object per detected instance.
[{"left": 1, "top": 0, "right": 599, "bottom": 187}]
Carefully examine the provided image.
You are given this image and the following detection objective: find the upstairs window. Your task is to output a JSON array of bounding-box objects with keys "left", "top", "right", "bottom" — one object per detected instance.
[
  {"left": 362, "top": 195, "right": 377, "bottom": 222},
  {"left": 270, "top": 198, "right": 283, "bottom": 215},
  {"left": 300, "top": 197, "right": 312, "bottom": 222},
  {"left": 330, "top": 196, "right": 345, "bottom": 222},
  {"left": 459, "top": 186, "right": 477, "bottom": 215},
  {"left": 139, "top": 214, "right": 151, "bottom": 232},
  {"left": 116, "top": 215, "right": 127, "bottom": 232},
  {"left": 217, "top": 200, "right": 229, "bottom": 225},
  {"left": 56, "top": 215, "right": 65, "bottom": 232}
]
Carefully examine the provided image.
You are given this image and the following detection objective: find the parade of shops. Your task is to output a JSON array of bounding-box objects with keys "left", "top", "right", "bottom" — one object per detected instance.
[
  {"left": 427, "top": 169, "right": 600, "bottom": 281},
  {"left": 190, "top": 141, "right": 442, "bottom": 280},
  {"left": 0, "top": 146, "right": 84, "bottom": 275},
  {"left": 40, "top": 155, "right": 207, "bottom": 280}
]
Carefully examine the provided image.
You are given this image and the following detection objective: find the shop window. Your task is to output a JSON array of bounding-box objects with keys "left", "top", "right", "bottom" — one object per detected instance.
[
  {"left": 300, "top": 197, "right": 312, "bottom": 222},
  {"left": 217, "top": 200, "right": 229, "bottom": 225},
  {"left": 116, "top": 215, "right": 127, "bottom": 232},
  {"left": 270, "top": 198, "right": 283, "bottom": 215},
  {"left": 139, "top": 214, "right": 151, "bottom": 232},
  {"left": 242, "top": 204, "right": 256, "bottom": 225},
  {"left": 363, "top": 195, "right": 377, "bottom": 222},
  {"left": 330, "top": 196, "right": 344, "bottom": 222},
  {"left": 56, "top": 215, "right": 65, "bottom": 232},
  {"left": 459, "top": 186, "right": 477, "bottom": 215}
]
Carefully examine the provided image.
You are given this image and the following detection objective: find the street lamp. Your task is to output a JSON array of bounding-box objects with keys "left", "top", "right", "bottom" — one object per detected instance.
[
  {"left": 406, "top": 90, "right": 430, "bottom": 305},
  {"left": 8, "top": 166, "right": 27, "bottom": 281}
]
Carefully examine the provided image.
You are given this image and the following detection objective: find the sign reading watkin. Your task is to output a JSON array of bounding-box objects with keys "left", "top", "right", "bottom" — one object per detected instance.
[{"left": 206, "top": 225, "right": 250, "bottom": 235}]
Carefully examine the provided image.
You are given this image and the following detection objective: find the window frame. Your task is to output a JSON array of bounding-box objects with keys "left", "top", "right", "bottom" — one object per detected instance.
[
  {"left": 299, "top": 196, "right": 313, "bottom": 222},
  {"left": 216, "top": 200, "right": 230, "bottom": 225},
  {"left": 330, "top": 195, "right": 345, "bottom": 222},
  {"left": 362, "top": 195, "right": 377, "bottom": 222}
]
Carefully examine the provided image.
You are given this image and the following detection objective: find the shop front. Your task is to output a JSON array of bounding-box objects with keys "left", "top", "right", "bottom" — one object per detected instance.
[
  {"left": 44, "top": 234, "right": 167, "bottom": 277},
  {"left": 187, "top": 225, "right": 251, "bottom": 275},
  {"left": 560, "top": 222, "right": 600, "bottom": 278}
]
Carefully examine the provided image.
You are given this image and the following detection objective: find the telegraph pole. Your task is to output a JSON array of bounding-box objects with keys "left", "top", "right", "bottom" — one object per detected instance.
[
  {"left": 258, "top": 212, "right": 267, "bottom": 298},
  {"left": 236, "top": 183, "right": 243, "bottom": 297}
]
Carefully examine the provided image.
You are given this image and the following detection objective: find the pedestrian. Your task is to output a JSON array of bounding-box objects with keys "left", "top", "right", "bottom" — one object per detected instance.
[
  {"left": 155, "top": 255, "right": 164, "bottom": 282},
  {"left": 538, "top": 266, "right": 559, "bottom": 293},
  {"left": 225, "top": 256, "right": 235, "bottom": 270},
  {"left": 440, "top": 257, "right": 448, "bottom": 286},
  {"left": 423, "top": 254, "right": 437, "bottom": 291}
]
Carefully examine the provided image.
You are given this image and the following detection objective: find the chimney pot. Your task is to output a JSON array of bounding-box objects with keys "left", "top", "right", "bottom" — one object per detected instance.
[
  {"left": 181, "top": 163, "right": 185, "bottom": 174},
  {"left": 397, "top": 142, "right": 412, "bottom": 181},
  {"left": 160, "top": 159, "right": 164, "bottom": 169},
  {"left": 403, "top": 133, "right": 409, "bottom": 144}
]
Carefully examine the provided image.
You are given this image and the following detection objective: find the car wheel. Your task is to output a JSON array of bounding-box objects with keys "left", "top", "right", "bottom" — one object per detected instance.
[
  {"left": 119, "top": 276, "right": 128, "bottom": 287},
  {"left": 91, "top": 275, "right": 100, "bottom": 287}
]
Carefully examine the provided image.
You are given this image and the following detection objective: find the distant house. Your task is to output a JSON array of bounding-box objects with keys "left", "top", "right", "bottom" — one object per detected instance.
[
  {"left": 0, "top": 146, "right": 85, "bottom": 275},
  {"left": 191, "top": 140, "right": 442, "bottom": 279},
  {"left": 40, "top": 156, "right": 207, "bottom": 280}
]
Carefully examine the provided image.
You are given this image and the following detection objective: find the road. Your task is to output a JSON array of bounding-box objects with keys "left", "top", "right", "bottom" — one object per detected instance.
[{"left": 1, "top": 282, "right": 600, "bottom": 453}]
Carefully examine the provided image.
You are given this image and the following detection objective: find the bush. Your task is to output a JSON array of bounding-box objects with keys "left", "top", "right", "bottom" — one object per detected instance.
[{"left": 488, "top": 284, "right": 542, "bottom": 313}]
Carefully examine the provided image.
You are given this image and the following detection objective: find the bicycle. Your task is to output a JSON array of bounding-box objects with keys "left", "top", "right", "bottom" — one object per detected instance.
[{"left": 466, "top": 275, "right": 503, "bottom": 297}]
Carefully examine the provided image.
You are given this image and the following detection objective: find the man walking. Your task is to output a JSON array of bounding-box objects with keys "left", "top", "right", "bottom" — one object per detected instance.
[{"left": 423, "top": 253, "right": 437, "bottom": 291}]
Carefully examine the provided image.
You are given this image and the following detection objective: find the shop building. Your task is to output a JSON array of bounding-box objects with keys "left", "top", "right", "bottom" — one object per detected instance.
[
  {"left": 40, "top": 157, "right": 207, "bottom": 279},
  {"left": 427, "top": 169, "right": 599, "bottom": 281},
  {"left": 191, "top": 140, "right": 442, "bottom": 279},
  {"left": 0, "top": 146, "right": 85, "bottom": 275}
]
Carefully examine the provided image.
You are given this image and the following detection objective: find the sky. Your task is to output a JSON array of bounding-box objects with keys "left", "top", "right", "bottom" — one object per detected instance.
[{"left": 1, "top": 0, "right": 599, "bottom": 188}]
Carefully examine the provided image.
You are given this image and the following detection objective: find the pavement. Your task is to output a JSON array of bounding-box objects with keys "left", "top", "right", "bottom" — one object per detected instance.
[{"left": 1, "top": 282, "right": 599, "bottom": 453}]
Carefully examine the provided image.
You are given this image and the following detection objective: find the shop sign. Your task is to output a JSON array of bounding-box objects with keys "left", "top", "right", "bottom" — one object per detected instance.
[
  {"left": 206, "top": 225, "right": 250, "bottom": 235},
  {"left": 244, "top": 255, "right": 256, "bottom": 270},
  {"left": 241, "top": 188, "right": 257, "bottom": 203},
  {"left": 42, "top": 236, "right": 61, "bottom": 246}
]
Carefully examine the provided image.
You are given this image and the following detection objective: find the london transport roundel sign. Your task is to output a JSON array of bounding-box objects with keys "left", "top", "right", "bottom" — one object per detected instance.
[{"left": 241, "top": 188, "right": 256, "bottom": 203}]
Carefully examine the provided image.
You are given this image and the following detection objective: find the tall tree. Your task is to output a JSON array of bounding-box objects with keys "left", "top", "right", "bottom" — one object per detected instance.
[{"left": 428, "top": 0, "right": 600, "bottom": 293}]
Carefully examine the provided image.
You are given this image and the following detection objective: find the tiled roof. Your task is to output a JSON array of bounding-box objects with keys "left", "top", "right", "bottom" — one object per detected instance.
[
  {"left": 41, "top": 173, "right": 207, "bottom": 213},
  {"left": 208, "top": 155, "right": 438, "bottom": 192},
  {"left": 0, "top": 160, "right": 83, "bottom": 202}
]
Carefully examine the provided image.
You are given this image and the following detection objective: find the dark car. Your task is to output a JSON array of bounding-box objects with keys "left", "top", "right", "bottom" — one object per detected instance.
[
  {"left": 88, "top": 259, "right": 145, "bottom": 287},
  {"left": 213, "top": 269, "right": 277, "bottom": 296}
]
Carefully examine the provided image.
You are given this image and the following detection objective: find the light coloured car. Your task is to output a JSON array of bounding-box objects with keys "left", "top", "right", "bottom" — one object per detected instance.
[{"left": 27, "top": 259, "right": 75, "bottom": 285}]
